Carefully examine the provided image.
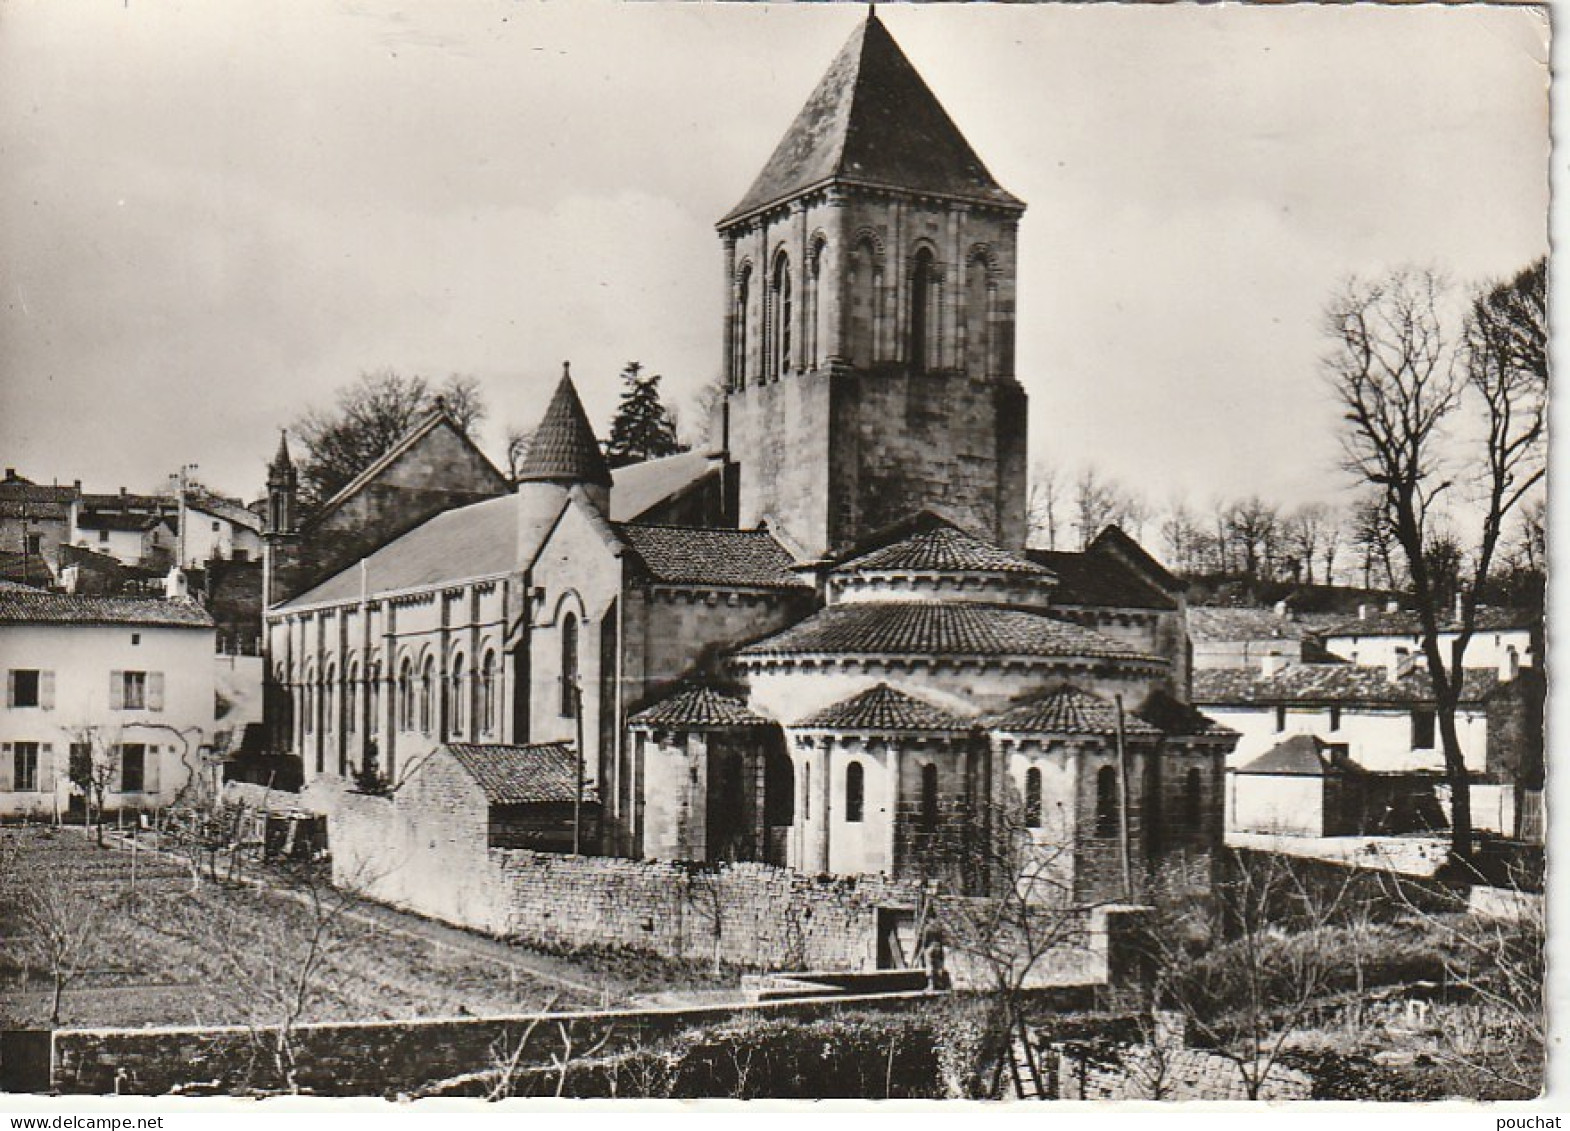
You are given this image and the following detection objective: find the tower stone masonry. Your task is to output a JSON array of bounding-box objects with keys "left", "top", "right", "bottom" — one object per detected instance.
[{"left": 718, "top": 10, "right": 1029, "bottom": 559}]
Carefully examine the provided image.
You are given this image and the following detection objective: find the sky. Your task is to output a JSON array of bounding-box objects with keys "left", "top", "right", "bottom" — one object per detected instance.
[{"left": 0, "top": 0, "right": 1550, "bottom": 514}]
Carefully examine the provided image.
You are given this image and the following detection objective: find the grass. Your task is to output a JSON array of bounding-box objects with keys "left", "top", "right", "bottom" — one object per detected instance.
[{"left": 0, "top": 825, "right": 733, "bottom": 1030}]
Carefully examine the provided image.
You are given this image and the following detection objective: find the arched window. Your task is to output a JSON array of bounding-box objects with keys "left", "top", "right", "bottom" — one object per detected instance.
[
  {"left": 560, "top": 613, "right": 579, "bottom": 718},
  {"left": 345, "top": 660, "right": 359, "bottom": 736},
  {"left": 1095, "top": 765, "right": 1119, "bottom": 838},
  {"left": 479, "top": 649, "right": 497, "bottom": 737},
  {"left": 733, "top": 265, "right": 752, "bottom": 389},
  {"left": 770, "top": 252, "right": 793, "bottom": 378},
  {"left": 1184, "top": 766, "right": 1203, "bottom": 832},
  {"left": 920, "top": 763, "right": 939, "bottom": 831},
  {"left": 1024, "top": 766, "right": 1043, "bottom": 830},
  {"left": 910, "top": 247, "right": 937, "bottom": 372},
  {"left": 398, "top": 657, "right": 414, "bottom": 732},
  {"left": 965, "top": 251, "right": 993, "bottom": 378},
  {"left": 807, "top": 237, "right": 826, "bottom": 370},
  {"left": 322, "top": 663, "right": 337, "bottom": 736},
  {"left": 419, "top": 655, "right": 435, "bottom": 735},
  {"left": 845, "top": 761, "right": 865, "bottom": 823},
  {"left": 367, "top": 660, "right": 381, "bottom": 734},
  {"left": 449, "top": 653, "right": 467, "bottom": 739},
  {"left": 303, "top": 667, "right": 316, "bottom": 736},
  {"left": 802, "top": 761, "right": 811, "bottom": 821},
  {"left": 765, "top": 749, "right": 794, "bottom": 827}
]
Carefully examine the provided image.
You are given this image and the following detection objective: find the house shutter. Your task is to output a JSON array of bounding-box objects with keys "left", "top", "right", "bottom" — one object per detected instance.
[
  {"left": 37, "top": 744, "right": 54, "bottom": 792},
  {"left": 148, "top": 672, "right": 165, "bottom": 712},
  {"left": 110, "top": 672, "right": 125, "bottom": 710},
  {"left": 40, "top": 671, "right": 55, "bottom": 710},
  {"left": 5, "top": 670, "right": 14, "bottom": 708},
  {"left": 144, "top": 746, "right": 161, "bottom": 795},
  {"left": 0, "top": 744, "right": 13, "bottom": 792},
  {"left": 109, "top": 746, "right": 123, "bottom": 793}
]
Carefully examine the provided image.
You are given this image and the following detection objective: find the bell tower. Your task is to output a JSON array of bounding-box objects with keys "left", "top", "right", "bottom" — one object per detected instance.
[{"left": 718, "top": 9, "right": 1028, "bottom": 559}]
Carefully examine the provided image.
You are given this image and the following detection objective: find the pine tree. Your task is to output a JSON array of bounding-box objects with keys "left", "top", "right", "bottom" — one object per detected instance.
[{"left": 603, "top": 362, "right": 686, "bottom": 468}]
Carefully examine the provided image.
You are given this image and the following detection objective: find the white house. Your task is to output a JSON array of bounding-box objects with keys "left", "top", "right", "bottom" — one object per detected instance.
[
  {"left": 0, "top": 583, "right": 216, "bottom": 818},
  {"left": 1321, "top": 605, "right": 1539, "bottom": 672},
  {"left": 181, "top": 492, "right": 264, "bottom": 569}
]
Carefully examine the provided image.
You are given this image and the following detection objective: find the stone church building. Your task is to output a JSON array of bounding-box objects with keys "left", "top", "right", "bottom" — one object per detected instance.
[{"left": 262, "top": 11, "right": 1235, "bottom": 905}]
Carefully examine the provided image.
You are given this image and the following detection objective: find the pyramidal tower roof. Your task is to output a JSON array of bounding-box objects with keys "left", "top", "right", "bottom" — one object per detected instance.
[
  {"left": 516, "top": 365, "right": 613, "bottom": 489},
  {"left": 720, "top": 9, "right": 1023, "bottom": 226}
]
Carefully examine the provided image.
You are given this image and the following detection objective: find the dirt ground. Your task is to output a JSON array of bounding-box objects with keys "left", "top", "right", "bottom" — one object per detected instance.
[{"left": 0, "top": 824, "right": 734, "bottom": 1030}]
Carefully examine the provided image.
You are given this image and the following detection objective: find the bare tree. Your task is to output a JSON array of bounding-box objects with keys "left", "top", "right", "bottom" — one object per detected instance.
[
  {"left": 1325, "top": 261, "right": 1546, "bottom": 856},
  {"left": 292, "top": 369, "right": 488, "bottom": 511},
  {"left": 504, "top": 425, "right": 534, "bottom": 481},
  {"left": 64, "top": 724, "right": 120, "bottom": 847},
  {"left": 1027, "top": 459, "right": 1063, "bottom": 549},
  {"left": 1223, "top": 496, "right": 1282, "bottom": 580},
  {"left": 1349, "top": 490, "right": 1401, "bottom": 590},
  {"left": 1160, "top": 496, "right": 1201, "bottom": 574},
  {"left": 1283, "top": 503, "right": 1330, "bottom": 585},
  {"left": 1, "top": 842, "right": 111, "bottom": 1025},
  {"left": 1073, "top": 465, "right": 1140, "bottom": 550}
]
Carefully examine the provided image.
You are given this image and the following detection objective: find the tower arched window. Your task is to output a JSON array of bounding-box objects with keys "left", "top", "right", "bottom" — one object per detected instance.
[
  {"left": 772, "top": 252, "right": 793, "bottom": 378},
  {"left": 449, "top": 652, "right": 467, "bottom": 739},
  {"left": 734, "top": 265, "right": 752, "bottom": 389},
  {"left": 920, "top": 763, "right": 939, "bottom": 831},
  {"left": 910, "top": 247, "right": 937, "bottom": 372},
  {"left": 1095, "top": 765, "right": 1119, "bottom": 838},
  {"left": 807, "top": 237, "right": 825, "bottom": 370},
  {"left": 965, "top": 251, "right": 994, "bottom": 378},
  {"left": 419, "top": 655, "right": 435, "bottom": 736},
  {"left": 560, "top": 613, "right": 579, "bottom": 718},
  {"left": 848, "top": 238, "right": 878, "bottom": 368},
  {"left": 845, "top": 761, "right": 865, "bottom": 823},
  {"left": 479, "top": 649, "right": 497, "bottom": 737},
  {"left": 1024, "top": 766, "right": 1043, "bottom": 829}
]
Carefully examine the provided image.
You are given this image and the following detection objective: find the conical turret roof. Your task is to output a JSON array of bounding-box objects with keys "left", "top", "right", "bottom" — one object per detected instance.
[
  {"left": 720, "top": 10, "right": 1023, "bottom": 226},
  {"left": 516, "top": 366, "right": 613, "bottom": 489}
]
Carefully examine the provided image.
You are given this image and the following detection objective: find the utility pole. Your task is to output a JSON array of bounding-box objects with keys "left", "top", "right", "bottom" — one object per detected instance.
[{"left": 572, "top": 676, "right": 585, "bottom": 856}]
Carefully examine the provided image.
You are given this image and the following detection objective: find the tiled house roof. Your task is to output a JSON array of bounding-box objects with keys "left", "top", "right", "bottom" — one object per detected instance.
[
  {"left": 516, "top": 372, "right": 613, "bottom": 489},
  {"left": 987, "top": 686, "right": 1163, "bottom": 738},
  {"left": 1027, "top": 548, "right": 1176, "bottom": 611},
  {"left": 0, "top": 590, "right": 213, "bottom": 628},
  {"left": 799, "top": 683, "right": 970, "bottom": 732},
  {"left": 0, "top": 481, "right": 76, "bottom": 521},
  {"left": 735, "top": 602, "right": 1161, "bottom": 663},
  {"left": 629, "top": 687, "right": 774, "bottom": 729},
  {"left": 1192, "top": 663, "right": 1501, "bottom": 707},
  {"left": 1236, "top": 734, "right": 1364, "bottom": 777},
  {"left": 1324, "top": 607, "right": 1540, "bottom": 638},
  {"left": 445, "top": 742, "right": 595, "bottom": 805},
  {"left": 1188, "top": 607, "right": 1331, "bottom": 643},
  {"left": 617, "top": 524, "right": 810, "bottom": 590},
  {"left": 720, "top": 11, "right": 1022, "bottom": 226},
  {"left": 1136, "top": 689, "right": 1236, "bottom": 738},
  {"left": 75, "top": 512, "right": 164, "bottom": 533},
  {"left": 834, "top": 521, "right": 1050, "bottom": 577}
]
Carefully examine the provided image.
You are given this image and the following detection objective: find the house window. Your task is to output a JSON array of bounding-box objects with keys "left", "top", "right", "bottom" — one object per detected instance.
[
  {"left": 845, "top": 761, "right": 864, "bottom": 823},
  {"left": 25, "top": 533, "right": 41, "bottom": 555},
  {"left": 1411, "top": 709, "right": 1436, "bottom": 750},
  {"left": 13, "top": 742, "right": 38, "bottom": 792},
  {"left": 8, "top": 670, "right": 42, "bottom": 708},
  {"left": 920, "top": 763, "right": 939, "bottom": 831},
  {"left": 118, "top": 670, "right": 151, "bottom": 710},
  {"left": 120, "top": 744, "right": 146, "bottom": 793},
  {"left": 1274, "top": 705, "right": 1287, "bottom": 732},
  {"left": 1329, "top": 705, "right": 1342, "bottom": 731},
  {"left": 1095, "top": 765, "right": 1119, "bottom": 837},
  {"left": 1024, "top": 766, "right": 1043, "bottom": 829},
  {"left": 98, "top": 529, "right": 109, "bottom": 543},
  {"left": 560, "top": 613, "right": 579, "bottom": 718},
  {"left": 479, "top": 650, "right": 497, "bottom": 737}
]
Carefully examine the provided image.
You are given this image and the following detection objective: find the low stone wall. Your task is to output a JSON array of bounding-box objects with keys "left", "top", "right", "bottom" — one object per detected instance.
[
  {"left": 1051, "top": 1043, "right": 1314, "bottom": 1101},
  {"left": 48, "top": 991, "right": 939, "bottom": 1097},
  {"left": 328, "top": 783, "right": 1135, "bottom": 991}
]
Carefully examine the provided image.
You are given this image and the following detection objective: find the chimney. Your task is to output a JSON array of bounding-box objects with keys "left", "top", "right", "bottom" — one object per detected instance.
[
  {"left": 3, "top": 468, "right": 14, "bottom": 481},
  {"left": 60, "top": 565, "right": 79, "bottom": 594},
  {"left": 1358, "top": 604, "right": 1371, "bottom": 621},
  {"left": 1499, "top": 645, "right": 1519, "bottom": 684},
  {"left": 164, "top": 566, "right": 189, "bottom": 601},
  {"left": 1260, "top": 653, "right": 1288, "bottom": 678},
  {"left": 1273, "top": 599, "right": 1289, "bottom": 619},
  {"left": 1388, "top": 647, "right": 1419, "bottom": 682},
  {"left": 1385, "top": 599, "right": 1400, "bottom": 614},
  {"left": 72, "top": 479, "right": 81, "bottom": 492}
]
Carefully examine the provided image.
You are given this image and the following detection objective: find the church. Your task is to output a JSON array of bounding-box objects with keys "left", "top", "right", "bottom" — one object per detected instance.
[{"left": 261, "top": 11, "right": 1235, "bottom": 905}]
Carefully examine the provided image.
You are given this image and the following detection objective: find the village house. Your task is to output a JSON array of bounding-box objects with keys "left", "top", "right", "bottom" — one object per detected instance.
[
  {"left": 0, "top": 580, "right": 217, "bottom": 818},
  {"left": 1187, "top": 604, "right": 1341, "bottom": 671},
  {"left": 261, "top": 10, "right": 1238, "bottom": 922},
  {"left": 1320, "top": 603, "right": 1540, "bottom": 672},
  {"left": 0, "top": 469, "right": 79, "bottom": 587}
]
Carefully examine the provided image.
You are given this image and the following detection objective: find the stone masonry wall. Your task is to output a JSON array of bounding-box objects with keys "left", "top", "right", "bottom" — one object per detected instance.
[{"left": 1051, "top": 1043, "right": 1313, "bottom": 1101}]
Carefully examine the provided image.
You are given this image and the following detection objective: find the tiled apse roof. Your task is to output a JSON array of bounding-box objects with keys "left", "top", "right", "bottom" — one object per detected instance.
[
  {"left": 799, "top": 683, "right": 969, "bottom": 732},
  {"left": 987, "top": 686, "right": 1163, "bottom": 738},
  {"left": 0, "top": 590, "right": 213, "bottom": 628},
  {"left": 445, "top": 742, "right": 594, "bottom": 805},
  {"left": 617, "top": 524, "right": 809, "bottom": 590},
  {"left": 720, "top": 12, "right": 1022, "bottom": 225},
  {"left": 835, "top": 522, "right": 1049, "bottom": 577},
  {"left": 630, "top": 687, "right": 774, "bottom": 729},
  {"left": 735, "top": 602, "right": 1160, "bottom": 663}
]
